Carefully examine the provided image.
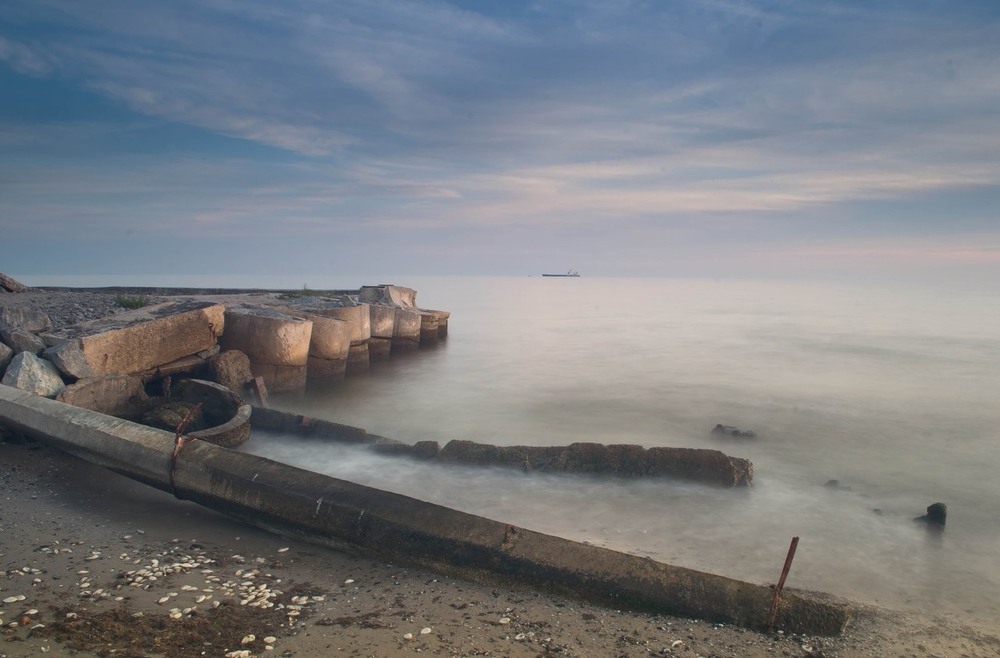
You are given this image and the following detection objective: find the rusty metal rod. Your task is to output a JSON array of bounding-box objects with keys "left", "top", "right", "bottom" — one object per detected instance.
[{"left": 767, "top": 536, "right": 800, "bottom": 632}]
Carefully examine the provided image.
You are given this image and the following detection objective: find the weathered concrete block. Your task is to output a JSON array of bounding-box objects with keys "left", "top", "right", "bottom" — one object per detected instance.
[
  {"left": 0, "top": 305, "right": 51, "bottom": 333},
  {"left": 368, "top": 337, "right": 392, "bottom": 361},
  {"left": 368, "top": 304, "right": 396, "bottom": 339},
  {"left": 359, "top": 284, "right": 417, "bottom": 307},
  {"left": 1, "top": 352, "right": 65, "bottom": 397},
  {"left": 248, "top": 362, "right": 308, "bottom": 395},
  {"left": 346, "top": 342, "right": 370, "bottom": 373},
  {"left": 220, "top": 306, "right": 312, "bottom": 395},
  {"left": 220, "top": 306, "right": 312, "bottom": 367},
  {"left": 307, "top": 355, "right": 347, "bottom": 380},
  {"left": 299, "top": 314, "right": 350, "bottom": 360},
  {"left": 56, "top": 373, "right": 149, "bottom": 419},
  {"left": 44, "top": 340, "right": 94, "bottom": 379},
  {"left": 43, "top": 302, "right": 225, "bottom": 378},
  {"left": 297, "top": 304, "right": 368, "bottom": 344},
  {"left": 392, "top": 307, "right": 421, "bottom": 346},
  {"left": 1, "top": 328, "right": 48, "bottom": 355},
  {"left": 419, "top": 312, "right": 440, "bottom": 345}
]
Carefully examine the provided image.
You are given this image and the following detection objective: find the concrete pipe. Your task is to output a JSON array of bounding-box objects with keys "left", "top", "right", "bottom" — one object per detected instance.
[{"left": 0, "top": 384, "right": 851, "bottom": 637}]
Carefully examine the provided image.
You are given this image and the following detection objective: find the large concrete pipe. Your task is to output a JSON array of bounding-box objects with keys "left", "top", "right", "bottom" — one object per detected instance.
[{"left": 0, "top": 384, "right": 849, "bottom": 636}]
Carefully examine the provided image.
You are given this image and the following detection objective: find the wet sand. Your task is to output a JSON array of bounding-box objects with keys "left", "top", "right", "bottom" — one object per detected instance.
[{"left": 3, "top": 437, "right": 1000, "bottom": 658}]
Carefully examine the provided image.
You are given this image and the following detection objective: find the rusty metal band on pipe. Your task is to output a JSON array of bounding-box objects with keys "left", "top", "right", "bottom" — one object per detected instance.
[{"left": 0, "top": 384, "right": 850, "bottom": 636}]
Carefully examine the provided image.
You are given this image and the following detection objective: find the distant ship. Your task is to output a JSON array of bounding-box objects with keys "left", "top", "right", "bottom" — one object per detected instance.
[{"left": 542, "top": 269, "right": 580, "bottom": 277}]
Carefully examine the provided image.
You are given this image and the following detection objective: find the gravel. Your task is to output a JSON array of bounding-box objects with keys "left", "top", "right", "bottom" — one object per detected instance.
[{"left": 0, "top": 291, "right": 161, "bottom": 330}]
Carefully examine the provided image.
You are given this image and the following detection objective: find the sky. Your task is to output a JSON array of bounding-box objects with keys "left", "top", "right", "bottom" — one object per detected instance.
[{"left": 1, "top": 0, "right": 999, "bottom": 284}]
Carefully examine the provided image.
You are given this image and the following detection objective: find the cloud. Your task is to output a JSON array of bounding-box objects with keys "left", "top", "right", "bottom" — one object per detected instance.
[{"left": 1, "top": 0, "right": 999, "bottom": 278}]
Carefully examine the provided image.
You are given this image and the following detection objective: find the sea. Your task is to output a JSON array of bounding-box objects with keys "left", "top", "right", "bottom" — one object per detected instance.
[{"left": 23, "top": 274, "right": 1000, "bottom": 628}]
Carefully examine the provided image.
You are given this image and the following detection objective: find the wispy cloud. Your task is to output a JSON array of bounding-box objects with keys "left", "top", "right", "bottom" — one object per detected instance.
[{"left": 1, "top": 0, "right": 999, "bottom": 277}]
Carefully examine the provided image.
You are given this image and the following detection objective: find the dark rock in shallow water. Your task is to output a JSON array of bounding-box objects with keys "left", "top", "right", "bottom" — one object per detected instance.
[
  {"left": 711, "top": 424, "right": 756, "bottom": 438},
  {"left": 915, "top": 502, "right": 947, "bottom": 526}
]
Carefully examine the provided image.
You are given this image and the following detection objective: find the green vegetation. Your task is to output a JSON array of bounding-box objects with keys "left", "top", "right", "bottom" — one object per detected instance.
[{"left": 114, "top": 294, "right": 150, "bottom": 309}]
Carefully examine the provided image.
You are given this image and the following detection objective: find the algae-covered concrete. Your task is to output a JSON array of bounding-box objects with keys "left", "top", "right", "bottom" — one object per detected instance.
[{"left": 0, "top": 383, "right": 849, "bottom": 636}]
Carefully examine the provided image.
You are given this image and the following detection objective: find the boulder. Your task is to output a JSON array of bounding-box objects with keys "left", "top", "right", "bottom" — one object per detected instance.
[
  {"left": 711, "top": 424, "right": 756, "bottom": 438},
  {"left": 0, "top": 273, "right": 31, "bottom": 293},
  {"left": 44, "top": 340, "right": 95, "bottom": 379},
  {"left": 1, "top": 352, "right": 65, "bottom": 397},
  {"left": 207, "top": 350, "right": 255, "bottom": 400},
  {"left": 915, "top": 502, "right": 947, "bottom": 526},
  {"left": 0, "top": 343, "right": 12, "bottom": 373},
  {"left": 0, "top": 305, "right": 51, "bottom": 333},
  {"left": 56, "top": 373, "right": 149, "bottom": 419},
  {"left": 1, "top": 328, "right": 47, "bottom": 355}
]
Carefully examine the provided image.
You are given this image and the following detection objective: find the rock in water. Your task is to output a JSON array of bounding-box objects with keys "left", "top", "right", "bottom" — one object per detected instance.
[
  {"left": 915, "top": 502, "right": 947, "bottom": 526},
  {"left": 711, "top": 424, "right": 756, "bottom": 438}
]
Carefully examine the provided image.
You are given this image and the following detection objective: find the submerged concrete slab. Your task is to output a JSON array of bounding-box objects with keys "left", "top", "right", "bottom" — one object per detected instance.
[{"left": 0, "top": 384, "right": 850, "bottom": 636}]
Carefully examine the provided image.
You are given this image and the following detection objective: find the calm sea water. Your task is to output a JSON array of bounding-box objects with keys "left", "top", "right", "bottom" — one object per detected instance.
[{"left": 27, "top": 274, "right": 1000, "bottom": 626}]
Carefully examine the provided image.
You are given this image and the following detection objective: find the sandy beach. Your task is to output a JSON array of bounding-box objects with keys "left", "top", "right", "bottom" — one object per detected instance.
[{"left": 3, "top": 288, "right": 1000, "bottom": 657}]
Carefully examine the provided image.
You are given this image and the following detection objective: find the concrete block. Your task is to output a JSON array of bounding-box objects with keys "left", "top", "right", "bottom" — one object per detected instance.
[
  {"left": 368, "top": 304, "right": 396, "bottom": 339},
  {"left": 43, "top": 302, "right": 225, "bottom": 378},
  {"left": 221, "top": 306, "right": 312, "bottom": 367}
]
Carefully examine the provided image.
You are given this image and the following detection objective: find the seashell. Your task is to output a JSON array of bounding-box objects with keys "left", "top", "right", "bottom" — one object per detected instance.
[
  {"left": 241, "top": 634, "right": 255, "bottom": 645},
  {"left": 403, "top": 632, "right": 414, "bottom": 640},
  {"left": 498, "top": 617, "right": 511, "bottom": 625},
  {"left": 263, "top": 637, "right": 277, "bottom": 644},
  {"left": 514, "top": 633, "right": 526, "bottom": 641},
  {"left": 420, "top": 627, "right": 432, "bottom": 635},
  {"left": 277, "top": 547, "right": 289, "bottom": 553},
  {"left": 158, "top": 597, "right": 170, "bottom": 604}
]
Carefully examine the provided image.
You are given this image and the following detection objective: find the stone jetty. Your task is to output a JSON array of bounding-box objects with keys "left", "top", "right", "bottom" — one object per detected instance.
[{"left": 1, "top": 281, "right": 447, "bottom": 400}]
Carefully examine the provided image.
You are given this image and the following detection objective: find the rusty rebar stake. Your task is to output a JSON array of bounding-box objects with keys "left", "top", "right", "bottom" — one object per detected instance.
[
  {"left": 767, "top": 536, "right": 799, "bottom": 633},
  {"left": 169, "top": 402, "right": 202, "bottom": 498}
]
